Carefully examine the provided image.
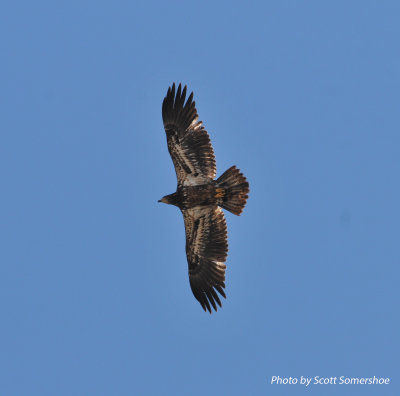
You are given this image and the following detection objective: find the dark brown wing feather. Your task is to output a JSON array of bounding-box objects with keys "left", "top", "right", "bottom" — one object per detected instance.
[
  {"left": 182, "top": 206, "right": 228, "bottom": 313},
  {"left": 162, "top": 83, "right": 216, "bottom": 186}
]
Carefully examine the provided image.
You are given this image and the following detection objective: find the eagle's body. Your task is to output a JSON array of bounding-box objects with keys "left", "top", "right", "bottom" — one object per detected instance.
[
  {"left": 161, "top": 184, "right": 224, "bottom": 210},
  {"left": 159, "top": 83, "right": 249, "bottom": 313}
]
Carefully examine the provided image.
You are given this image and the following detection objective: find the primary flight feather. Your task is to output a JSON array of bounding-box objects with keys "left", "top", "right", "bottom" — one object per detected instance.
[{"left": 159, "top": 83, "right": 249, "bottom": 313}]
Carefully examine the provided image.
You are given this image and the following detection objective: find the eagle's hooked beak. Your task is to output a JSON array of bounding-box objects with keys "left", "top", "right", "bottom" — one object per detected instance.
[{"left": 158, "top": 193, "right": 177, "bottom": 206}]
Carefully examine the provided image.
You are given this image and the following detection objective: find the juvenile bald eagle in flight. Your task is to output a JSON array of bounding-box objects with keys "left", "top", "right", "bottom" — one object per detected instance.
[{"left": 159, "top": 83, "right": 249, "bottom": 313}]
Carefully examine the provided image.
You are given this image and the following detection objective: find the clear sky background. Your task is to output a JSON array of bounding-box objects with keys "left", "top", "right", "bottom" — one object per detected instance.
[{"left": 1, "top": 1, "right": 399, "bottom": 395}]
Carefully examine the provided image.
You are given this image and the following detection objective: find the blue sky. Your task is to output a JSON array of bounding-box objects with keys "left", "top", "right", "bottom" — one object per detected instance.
[{"left": 1, "top": 1, "right": 399, "bottom": 395}]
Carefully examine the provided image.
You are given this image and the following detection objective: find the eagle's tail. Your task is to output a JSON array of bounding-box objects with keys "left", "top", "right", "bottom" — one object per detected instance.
[{"left": 216, "top": 166, "right": 249, "bottom": 215}]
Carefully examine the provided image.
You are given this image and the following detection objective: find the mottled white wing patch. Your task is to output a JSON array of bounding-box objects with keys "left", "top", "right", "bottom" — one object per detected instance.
[
  {"left": 182, "top": 206, "right": 228, "bottom": 313},
  {"left": 162, "top": 83, "right": 216, "bottom": 186}
]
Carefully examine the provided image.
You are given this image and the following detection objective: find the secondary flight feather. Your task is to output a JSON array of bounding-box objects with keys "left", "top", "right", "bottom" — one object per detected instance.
[{"left": 159, "top": 83, "right": 249, "bottom": 313}]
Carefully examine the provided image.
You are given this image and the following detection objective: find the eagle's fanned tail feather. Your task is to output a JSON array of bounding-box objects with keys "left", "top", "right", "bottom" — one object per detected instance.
[{"left": 216, "top": 166, "right": 250, "bottom": 215}]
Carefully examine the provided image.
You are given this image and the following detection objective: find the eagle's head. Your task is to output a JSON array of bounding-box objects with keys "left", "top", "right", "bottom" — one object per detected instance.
[{"left": 158, "top": 192, "right": 179, "bottom": 207}]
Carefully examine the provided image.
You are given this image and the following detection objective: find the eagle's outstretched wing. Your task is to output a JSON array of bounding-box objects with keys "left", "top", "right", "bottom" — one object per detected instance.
[
  {"left": 182, "top": 206, "right": 228, "bottom": 313},
  {"left": 162, "top": 83, "right": 216, "bottom": 186}
]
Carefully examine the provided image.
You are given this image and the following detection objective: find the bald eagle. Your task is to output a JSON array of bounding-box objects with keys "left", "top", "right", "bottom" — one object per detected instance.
[{"left": 159, "top": 83, "right": 249, "bottom": 313}]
